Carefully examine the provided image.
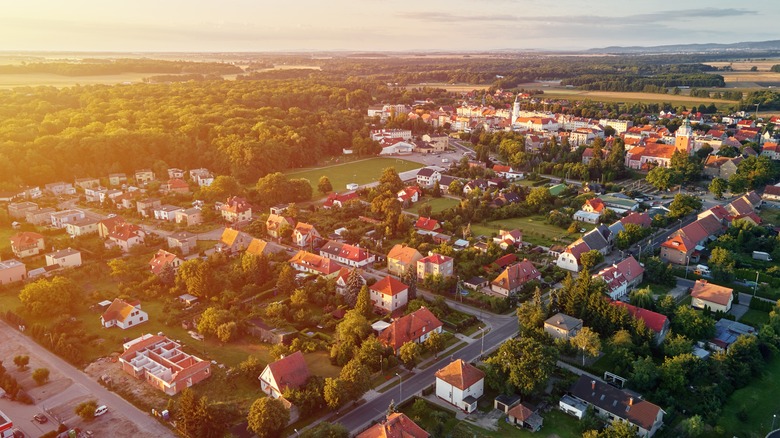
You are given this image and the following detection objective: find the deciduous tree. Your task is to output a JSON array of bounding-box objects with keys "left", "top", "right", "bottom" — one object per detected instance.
[
  {"left": 318, "top": 176, "right": 333, "bottom": 195},
  {"left": 399, "top": 341, "right": 423, "bottom": 369},
  {"left": 247, "top": 397, "right": 289, "bottom": 438},
  {"left": 570, "top": 327, "right": 601, "bottom": 366}
]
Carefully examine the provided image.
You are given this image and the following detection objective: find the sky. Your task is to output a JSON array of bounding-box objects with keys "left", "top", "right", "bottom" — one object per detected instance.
[{"left": 0, "top": 0, "right": 777, "bottom": 52}]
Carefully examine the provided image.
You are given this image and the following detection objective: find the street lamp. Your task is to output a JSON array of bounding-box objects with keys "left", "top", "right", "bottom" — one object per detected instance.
[
  {"left": 395, "top": 373, "right": 402, "bottom": 401},
  {"left": 480, "top": 326, "right": 485, "bottom": 358},
  {"left": 754, "top": 270, "right": 760, "bottom": 297},
  {"left": 772, "top": 414, "right": 777, "bottom": 432},
  {"left": 685, "top": 255, "right": 690, "bottom": 279},
  {"left": 294, "top": 429, "right": 300, "bottom": 438}
]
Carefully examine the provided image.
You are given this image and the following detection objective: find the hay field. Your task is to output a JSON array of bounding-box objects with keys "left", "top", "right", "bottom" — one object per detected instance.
[
  {"left": 538, "top": 87, "right": 736, "bottom": 106},
  {"left": 404, "top": 83, "right": 490, "bottom": 92}
]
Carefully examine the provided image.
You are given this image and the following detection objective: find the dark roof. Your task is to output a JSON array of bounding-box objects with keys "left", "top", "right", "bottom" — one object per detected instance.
[
  {"left": 571, "top": 375, "right": 662, "bottom": 431},
  {"left": 581, "top": 228, "right": 609, "bottom": 252}
]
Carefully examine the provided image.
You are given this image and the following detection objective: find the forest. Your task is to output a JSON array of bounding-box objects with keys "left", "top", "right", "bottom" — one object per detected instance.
[
  {"left": 0, "top": 58, "right": 243, "bottom": 76},
  {"left": 0, "top": 78, "right": 374, "bottom": 187}
]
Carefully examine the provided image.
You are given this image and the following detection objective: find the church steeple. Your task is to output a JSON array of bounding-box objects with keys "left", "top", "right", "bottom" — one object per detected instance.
[{"left": 675, "top": 118, "right": 694, "bottom": 155}]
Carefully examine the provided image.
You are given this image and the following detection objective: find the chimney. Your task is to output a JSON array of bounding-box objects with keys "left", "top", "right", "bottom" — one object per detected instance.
[
  {"left": 629, "top": 397, "right": 634, "bottom": 406},
  {"left": 591, "top": 380, "right": 596, "bottom": 390}
]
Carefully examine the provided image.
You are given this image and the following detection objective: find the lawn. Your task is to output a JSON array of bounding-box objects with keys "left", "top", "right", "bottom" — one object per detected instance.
[
  {"left": 284, "top": 157, "right": 422, "bottom": 199},
  {"left": 759, "top": 207, "right": 780, "bottom": 226},
  {"left": 0, "top": 226, "right": 15, "bottom": 253},
  {"left": 455, "top": 409, "right": 582, "bottom": 438},
  {"left": 715, "top": 355, "right": 780, "bottom": 438},
  {"left": 469, "top": 215, "right": 583, "bottom": 247},
  {"left": 739, "top": 308, "right": 770, "bottom": 328},
  {"left": 406, "top": 197, "right": 460, "bottom": 215},
  {"left": 637, "top": 281, "right": 674, "bottom": 297}
]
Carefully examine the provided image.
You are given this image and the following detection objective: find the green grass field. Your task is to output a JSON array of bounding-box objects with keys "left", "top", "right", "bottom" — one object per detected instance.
[
  {"left": 469, "top": 215, "right": 588, "bottom": 247},
  {"left": 285, "top": 157, "right": 422, "bottom": 199},
  {"left": 759, "top": 207, "right": 780, "bottom": 226},
  {"left": 0, "top": 226, "right": 15, "bottom": 253},
  {"left": 406, "top": 197, "right": 460, "bottom": 215},
  {"left": 716, "top": 355, "right": 780, "bottom": 438},
  {"left": 738, "top": 308, "right": 770, "bottom": 328}
]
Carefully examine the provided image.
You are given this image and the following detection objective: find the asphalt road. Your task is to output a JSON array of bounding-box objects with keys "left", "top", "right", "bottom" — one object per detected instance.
[
  {"left": 0, "top": 320, "right": 175, "bottom": 437},
  {"left": 335, "top": 315, "right": 519, "bottom": 434}
]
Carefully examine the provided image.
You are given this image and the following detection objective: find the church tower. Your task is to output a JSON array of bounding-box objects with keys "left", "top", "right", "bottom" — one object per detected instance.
[
  {"left": 511, "top": 94, "right": 520, "bottom": 127},
  {"left": 675, "top": 118, "right": 693, "bottom": 155}
]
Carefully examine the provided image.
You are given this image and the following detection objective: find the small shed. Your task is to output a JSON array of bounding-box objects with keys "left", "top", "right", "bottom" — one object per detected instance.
[
  {"left": 494, "top": 393, "right": 522, "bottom": 412},
  {"left": 507, "top": 403, "right": 543, "bottom": 432},
  {"left": 247, "top": 318, "right": 296, "bottom": 345},
  {"left": 178, "top": 294, "right": 198, "bottom": 306},
  {"left": 372, "top": 320, "right": 391, "bottom": 334},
  {"left": 464, "top": 276, "right": 489, "bottom": 290}
]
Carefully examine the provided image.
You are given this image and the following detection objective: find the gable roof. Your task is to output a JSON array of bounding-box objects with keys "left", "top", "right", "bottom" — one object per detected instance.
[
  {"left": 149, "top": 249, "right": 180, "bottom": 275},
  {"left": 571, "top": 375, "right": 662, "bottom": 432},
  {"left": 289, "top": 250, "right": 342, "bottom": 276},
  {"left": 294, "top": 222, "right": 316, "bottom": 236},
  {"left": 357, "top": 413, "right": 430, "bottom": 438},
  {"left": 108, "top": 223, "right": 142, "bottom": 242},
  {"left": 370, "top": 276, "right": 409, "bottom": 297},
  {"left": 418, "top": 254, "right": 453, "bottom": 266},
  {"left": 581, "top": 228, "right": 609, "bottom": 252},
  {"left": 10, "top": 231, "right": 44, "bottom": 250},
  {"left": 491, "top": 259, "right": 540, "bottom": 291},
  {"left": 612, "top": 301, "right": 668, "bottom": 334},
  {"left": 265, "top": 351, "right": 310, "bottom": 392},
  {"left": 691, "top": 280, "right": 733, "bottom": 306},
  {"left": 266, "top": 214, "right": 295, "bottom": 231},
  {"left": 101, "top": 298, "right": 140, "bottom": 324},
  {"left": 585, "top": 198, "right": 605, "bottom": 212},
  {"left": 435, "top": 359, "right": 485, "bottom": 390},
  {"left": 379, "top": 307, "right": 443, "bottom": 351},
  {"left": 615, "top": 256, "right": 644, "bottom": 283},
  {"left": 246, "top": 238, "right": 268, "bottom": 256},
  {"left": 415, "top": 217, "right": 440, "bottom": 231},
  {"left": 620, "top": 212, "right": 652, "bottom": 228},
  {"left": 320, "top": 240, "right": 372, "bottom": 262},
  {"left": 388, "top": 245, "right": 422, "bottom": 264}
]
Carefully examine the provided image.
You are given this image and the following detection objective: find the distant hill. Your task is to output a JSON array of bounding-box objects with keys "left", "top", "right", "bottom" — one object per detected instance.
[{"left": 587, "top": 40, "right": 780, "bottom": 54}]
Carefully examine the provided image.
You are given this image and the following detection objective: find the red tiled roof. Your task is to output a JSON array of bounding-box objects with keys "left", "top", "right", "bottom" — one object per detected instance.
[
  {"left": 149, "top": 249, "right": 180, "bottom": 275},
  {"left": 370, "top": 276, "right": 408, "bottom": 297},
  {"left": 491, "top": 259, "right": 541, "bottom": 291},
  {"left": 357, "top": 413, "right": 430, "bottom": 438},
  {"left": 266, "top": 351, "right": 310, "bottom": 392},
  {"left": 507, "top": 403, "right": 535, "bottom": 422},
  {"left": 612, "top": 301, "right": 667, "bottom": 334},
  {"left": 109, "top": 223, "right": 142, "bottom": 242},
  {"left": 615, "top": 256, "right": 644, "bottom": 284},
  {"left": 10, "top": 231, "right": 43, "bottom": 250},
  {"left": 691, "top": 280, "right": 733, "bottom": 306},
  {"left": 167, "top": 178, "right": 189, "bottom": 190},
  {"left": 418, "top": 254, "right": 453, "bottom": 266},
  {"left": 221, "top": 196, "right": 251, "bottom": 214},
  {"left": 435, "top": 359, "right": 485, "bottom": 390},
  {"left": 661, "top": 234, "right": 693, "bottom": 253},
  {"left": 764, "top": 185, "right": 780, "bottom": 197},
  {"left": 585, "top": 198, "right": 605, "bottom": 212},
  {"left": 620, "top": 212, "right": 651, "bottom": 228},
  {"left": 323, "top": 191, "right": 359, "bottom": 208},
  {"left": 379, "top": 307, "right": 443, "bottom": 351},
  {"left": 414, "top": 217, "right": 440, "bottom": 231},
  {"left": 101, "top": 298, "right": 138, "bottom": 324}
]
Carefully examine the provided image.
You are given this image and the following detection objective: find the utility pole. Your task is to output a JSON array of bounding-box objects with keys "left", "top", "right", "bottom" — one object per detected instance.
[
  {"left": 395, "top": 373, "right": 402, "bottom": 401},
  {"left": 754, "top": 270, "right": 760, "bottom": 297}
]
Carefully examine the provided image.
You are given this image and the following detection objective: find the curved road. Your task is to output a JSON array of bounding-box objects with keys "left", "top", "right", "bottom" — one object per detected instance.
[{"left": 335, "top": 315, "right": 518, "bottom": 434}]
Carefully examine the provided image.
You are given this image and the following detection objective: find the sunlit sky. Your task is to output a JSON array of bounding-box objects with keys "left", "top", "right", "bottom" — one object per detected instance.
[{"left": 1, "top": 0, "right": 777, "bottom": 52}]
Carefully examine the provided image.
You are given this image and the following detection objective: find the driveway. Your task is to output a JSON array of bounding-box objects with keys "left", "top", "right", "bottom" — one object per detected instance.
[{"left": 0, "top": 321, "right": 175, "bottom": 438}]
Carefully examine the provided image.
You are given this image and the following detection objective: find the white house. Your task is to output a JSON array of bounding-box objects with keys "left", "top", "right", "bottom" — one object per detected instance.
[
  {"left": 435, "top": 359, "right": 485, "bottom": 413},
  {"left": 258, "top": 351, "right": 310, "bottom": 399},
  {"left": 100, "top": 298, "right": 148, "bottom": 329},
  {"left": 691, "top": 280, "right": 733, "bottom": 313},
  {"left": 44, "top": 248, "right": 82, "bottom": 268},
  {"left": 293, "top": 222, "right": 320, "bottom": 248},
  {"left": 369, "top": 275, "right": 409, "bottom": 312},
  {"left": 416, "top": 168, "right": 442, "bottom": 189},
  {"left": 153, "top": 205, "right": 183, "bottom": 222},
  {"left": 573, "top": 210, "right": 600, "bottom": 224}
]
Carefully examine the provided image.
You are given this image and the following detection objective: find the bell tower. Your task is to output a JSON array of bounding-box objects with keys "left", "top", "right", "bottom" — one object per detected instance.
[{"left": 675, "top": 118, "right": 693, "bottom": 155}]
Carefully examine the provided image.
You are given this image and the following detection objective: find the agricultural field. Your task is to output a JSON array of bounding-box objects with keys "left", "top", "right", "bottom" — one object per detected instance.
[
  {"left": 715, "top": 355, "right": 780, "bottom": 438},
  {"left": 536, "top": 87, "right": 737, "bottom": 110},
  {"left": 284, "top": 157, "right": 422, "bottom": 199},
  {"left": 469, "top": 215, "right": 589, "bottom": 247},
  {"left": 405, "top": 197, "right": 460, "bottom": 215},
  {"left": 403, "top": 83, "right": 490, "bottom": 92}
]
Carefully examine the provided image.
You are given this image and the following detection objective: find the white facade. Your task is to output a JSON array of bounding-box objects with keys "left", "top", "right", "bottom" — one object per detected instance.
[
  {"left": 573, "top": 210, "right": 600, "bottom": 224},
  {"left": 370, "top": 288, "right": 408, "bottom": 312},
  {"left": 556, "top": 252, "right": 580, "bottom": 272},
  {"left": 45, "top": 249, "right": 82, "bottom": 268},
  {"left": 51, "top": 210, "right": 85, "bottom": 228},
  {"left": 154, "top": 206, "right": 182, "bottom": 221},
  {"left": 435, "top": 376, "right": 484, "bottom": 413}
]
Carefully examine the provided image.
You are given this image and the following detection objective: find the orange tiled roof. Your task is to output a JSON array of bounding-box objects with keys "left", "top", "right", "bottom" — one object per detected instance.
[{"left": 435, "top": 359, "right": 485, "bottom": 390}]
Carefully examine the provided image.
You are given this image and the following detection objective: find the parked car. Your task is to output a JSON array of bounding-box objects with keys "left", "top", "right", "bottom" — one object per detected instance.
[
  {"left": 33, "top": 413, "right": 48, "bottom": 423},
  {"left": 94, "top": 405, "right": 108, "bottom": 417}
]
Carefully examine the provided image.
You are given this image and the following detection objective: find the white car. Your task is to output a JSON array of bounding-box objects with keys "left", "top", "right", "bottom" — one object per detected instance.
[{"left": 94, "top": 405, "right": 108, "bottom": 417}]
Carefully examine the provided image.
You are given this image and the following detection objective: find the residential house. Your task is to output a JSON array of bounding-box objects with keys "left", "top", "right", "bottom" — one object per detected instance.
[
  {"left": 0, "top": 260, "right": 26, "bottom": 285},
  {"left": 620, "top": 212, "right": 652, "bottom": 228},
  {"left": 10, "top": 231, "right": 45, "bottom": 258},
  {"left": 167, "top": 168, "right": 185, "bottom": 179},
  {"left": 149, "top": 249, "right": 183, "bottom": 276},
  {"left": 25, "top": 207, "right": 56, "bottom": 225},
  {"left": 492, "top": 164, "right": 524, "bottom": 180},
  {"left": 661, "top": 214, "right": 724, "bottom": 265},
  {"left": 165, "top": 178, "right": 190, "bottom": 194},
  {"left": 195, "top": 172, "right": 214, "bottom": 188},
  {"left": 435, "top": 359, "right": 485, "bottom": 413},
  {"left": 708, "top": 319, "right": 755, "bottom": 352},
  {"left": 703, "top": 155, "right": 742, "bottom": 179},
  {"left": 544, "top": 313, "right": 583, "bottom": 340},
  {"left": 582, "top": 226, "right": 611, "bottom": 255},
  {"left": 101, "top": 298, "right": 148, "bottom": 329},
  {"left": 136, "top": 198, "right": 161, "bottom": 218},
  {"left": 594, "top": 256, "right": 644, "bottom": 300},
  {"left": 414, "top": 217, "right": 441, "bottom": 235},
  {"left": 99, "top": 189, "right": 123, "bottom": 204},
  {"left": 463, "top": 179, "right": 489, "bottom": 195},
  {"left": 417, "top": 254, "right": 454, "bottom": 280},
  {"left": 246, "top": 238, "right": 270, "bottom": 256},
  {"left": 219, "top": 228, "right": 254, "bottom": 254},
  {"left": 370, "top": 275, "right": 409, "bottom": 312},
  {"left": 175, "top": 208, "right": 203, "bottom": 227},
  {"left": 335, "top": 267, "right": 365, "bottom": 296},
  {"left": 573, "top": 210, "right": 600, "bottom": 224},
  {"left": 292, "top": 223, "right": 320, "bottom": 248},
  {"left": 323, "top": 192, "right": 359, "bottom": 209},
  {"left": 490, "top": 259, "right": 541, "bottom": 297},
  {"left": 691, "top": 280, "right": 733, "bottom": 313},
  {"left": 74, "top": 177, "right": 100, "bottom": 190},
  {"left": 51, "top": 209, "right": 85, "bottom": 228},
  {"left": 134, "top": 169, "right": 155, "bottom": 184},
  {"left": 378, "top": 307, "right": 443, "bottom": 354},
  {"left": 108, "top": 173, "right": 128, "bottom": 186},
  {"left": 188, "top": 168, "right": 211, "bottom": 181},
  {"left": 397, "top": 186, "right": 422, "bottom": 205},
  {"left": 108, "top": 223, "right": 145, "bottom": 252},
  {"left": 167, "top": 231, "right": 198, "bottom": 255},
  {"left": 153, "top": 205, "right": 183, "bottom": 222},
  {"left": 319, "top": 240, "right": 375, "bottom": 268},
  {"left": 612, "top": 302, "right": 670, "bottom": 344},
  {"left": 506, "top": 403, "right": 544, "bottom": 432},
  {"left": 45, "top": 248, "right": 82, "bottom": 268},
  {"left": 65, "top": 217, "right": 100, "bottom": 237},
  {"left": 581, "top": 147, "right": 606, "bottom": 164},
  {"left": 582, "top": 198, "right": 605, "bottom": 214},
  {"left": 119, "top": 334, "right": 211, "bottom": 395},
  {"left": 44, "top": 181, "right": 76, "bottom": 196},
  {"left": 221, "top": 196, "right": 252, "bottom": 223},
  {"left": 98, "top": 215, "right": 126, "bottom": 238},
  {"left": 492, "top": 229, "right": 523, "bottom": 250},
  {"left": 7, "top": 201, "right": 38, "bottom": 219},
  {"left": 556, "top": 240, "right": 591, "bottom": 272},
  {"left": 387, "top": 245, "right": 423, "bottom": 276},
  {"left": 356, "top": 413, "right": 429, "bottom": 438},
  {"left": 598, "top": 194, "right": 639, "bottom": 214},
  {"left": 625, "top": 143, "right": 677, "bottom": 170},
  {"left": 247, "top": 319, "right": 296, "bottom": 345},
  {"left": 258, "top": 351, "right": 310, "bottom": 399},
  {"left": 762, "top": 184, "right": 780, "bottom": 204},
  {"left": 266, "top": 214, "right": 296, "bottom": 239},
  {"left": 761, "top": 142, "right": 780, "bottom": 160},
  {"left": 289, "top": 251, "right": 342, "bottom": 278},
  {"left": 570, "top": 376, "right": 664, "bottom": 437}
]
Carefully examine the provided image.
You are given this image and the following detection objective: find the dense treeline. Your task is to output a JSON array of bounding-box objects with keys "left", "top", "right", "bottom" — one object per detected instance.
[
  {"left": 561, "top": 73, "right": 725, "bottom": 92},
  {"left": 743, "top": 90, "right": 780, "bottom": 110},
  {"left": 0, "top": 79, "right": 372, "bottom": 186},
  {"left": 0, "top": 59, "right": 243, "bottom": 76}
]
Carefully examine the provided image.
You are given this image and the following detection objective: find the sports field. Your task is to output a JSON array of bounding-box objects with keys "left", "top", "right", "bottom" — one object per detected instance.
[
  {"left": 715, "top": 355, "right": 780, "bottom": 438},
  {"left": 284, "top": 157, "right": 422, "bottom": 198}
]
